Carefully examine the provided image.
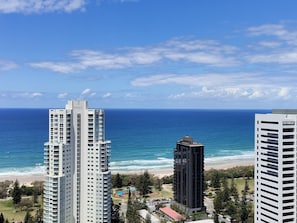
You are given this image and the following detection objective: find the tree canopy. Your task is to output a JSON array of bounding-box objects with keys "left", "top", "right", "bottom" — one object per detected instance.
[
  {"left": 11, "top": 180, "right": 21, "bottom": 205},
  {"left": 0, "top": 213, "right": 4, "bottom": 223}
]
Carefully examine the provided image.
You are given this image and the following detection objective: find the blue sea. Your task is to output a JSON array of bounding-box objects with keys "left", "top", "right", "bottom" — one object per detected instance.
[{"left": 0, "top": 109, "right": 269, "bottom": 175}]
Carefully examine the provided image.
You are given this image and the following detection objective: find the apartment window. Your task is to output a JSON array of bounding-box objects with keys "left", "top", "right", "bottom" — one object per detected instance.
[
  {"left": 283, "top": 173, "right": 294, "bottom": 178},
  {"left": 261, "top": 207, "right": 278, "bottom": 216},
  {"left": 283, "top": 142, "right": 294, "bottom": 146},
  {"left": 283, "top": 199, "right": 294, "bottom": 203},
  {"left": 283, "top": 160, "right": 294, "bottom": 165},
  {"left": 283, "top": 128, "right": 294, "bottom": 132},
  {"left": 283, "top": 167, "right": 294, "bottom": 171},
  {"left": 283, "top": 206, "right": 294, "bottom": 210},
  {"left": 260, "top": 194, "right": 278, "bottom": 203},
  {"left": 283, "top": 148, "right": 294, "bottom": 152},
  {"left": 261, "top": 128, "right": 278, "bottom": 132},
  {"left": 283, "top": 186, "right": 294, "bottom": 190},
  {"left": 283, "top": 154, "right": 294, "bottom": 158},
  {"left": 283, "top": 193, "right": 294, "bottom": 197},
  {"left": 283, "top": 180, "right": 294, "bottom": 184},
  {"left": 261, "top": 121, "right": 278, "bottom": 124},
  {"left": 283, "top": 135, "right": 294, "bottom": 139},
  {"left": 283, "top": 212, "right": 294, "bottom": 216},
  {"left": 283, "top": 219, "right": 294, "bottom": 223},
  {"left": 261, "top": 213, "right": 278, "bottom": 222}
]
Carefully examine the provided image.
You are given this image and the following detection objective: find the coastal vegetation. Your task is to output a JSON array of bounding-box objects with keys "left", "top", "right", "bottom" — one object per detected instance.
[
  {"left": 0, "top": 181, "right": 43, "bottom": 223},
  {"left": 111, "top": 165, "right": 254, "bottom": 222},
  {"left": 205, "top": 166, "right": 254, "bottom": 223},
  {"left": 0, "top": 165, "right": 254, "bottom": 222}
]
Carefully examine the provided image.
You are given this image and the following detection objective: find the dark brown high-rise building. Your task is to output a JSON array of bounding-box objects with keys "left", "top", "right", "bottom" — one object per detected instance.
[{"left": 173, "top": 136, "right": 204, "bottom": 214}]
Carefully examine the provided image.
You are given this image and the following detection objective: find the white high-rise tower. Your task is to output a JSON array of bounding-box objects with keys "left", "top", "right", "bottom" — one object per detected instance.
[
  {"left": 255, "top": 110, "right": 297, "bottom": 223},
  {"left": 43, "top": 101, "right": 111, "bottom": 223}
]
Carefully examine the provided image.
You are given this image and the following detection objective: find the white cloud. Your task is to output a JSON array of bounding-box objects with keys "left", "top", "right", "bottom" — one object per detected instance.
[
  {"left": 125, "top": 92, "right": 136, "bottom": 98},
  {"left": 15, "top": 92, "right": 43, "bottom": 98},
  {"left": 57, "top": 92, "right": 68, "bottom": 99},
  {"left": 30, "top": 61, "right": 85, "bottom": 73},
  {"left": 248, "top": 90, "right": 264, "bottom": 99},
  {"left": 247, "top": 23, "right": 297, "bottom": 46},
  {"left": 102, "top": 92, "right": 111, "bottom": 98},
  {"left": 247, "top": 24, "right": 286, "bottom": 37},
  {"left": 0, "top": 60, "right": 18, "bottom": 71},
  {"left": 168, "top": 92, "right": 186, "bottom": 99},
  {"left": 257, "top": 41, "right": 281, "bottom": 48},
  {"left": 246, "top": 50, "right": 297, "bottom": 64},
  {"left": 78, "top": 88, "right": 97, "bottom": 99},
  {"left": 81, "top": 88, "right": 91, "bottom": 95},
  {"left": 132, "top": 72, "right": 297, "bottom": 102},
  {"left": 29, "top": 38, "right": 240, "bottom": 73},
  {"left": 0, "top": 0, "right": 87, "bottom": 14},
  {"left": 27, "top": 23, "right": 297, "bottom": 75},
  {"left": 131, "top": 73, "right": 261, "bottom": 88},
  {"left": 278, "top": 87, "right": 290, "bottom": 99},
  {"left": 168, "top": 88, "right": 269, "bottom": 101}
]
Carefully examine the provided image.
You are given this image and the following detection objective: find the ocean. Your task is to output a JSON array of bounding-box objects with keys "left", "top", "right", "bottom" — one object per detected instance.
[{"left": 0, "top": 109, "right": 269, "bottom": 175}]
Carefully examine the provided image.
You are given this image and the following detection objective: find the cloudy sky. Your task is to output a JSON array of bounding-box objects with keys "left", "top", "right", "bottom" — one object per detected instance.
[{"left": 1, "top": 0, "right": 297, "bottom": 108}]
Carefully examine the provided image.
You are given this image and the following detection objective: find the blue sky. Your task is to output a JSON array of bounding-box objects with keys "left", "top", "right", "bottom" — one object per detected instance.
[{"left": 1, "top": 0, "right": 297, "bottom": 108}]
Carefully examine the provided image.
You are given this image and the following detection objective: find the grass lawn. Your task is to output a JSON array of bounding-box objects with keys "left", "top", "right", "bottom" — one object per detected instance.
[
  {"left": 0, "top": 196, "right": 43, "bottom": 222},
  {"left": 0, "top": 199, "right": 26, "bottom": 222},
  {"left": 229, "top": 178, "right": 254, "bottom": 195},
  {"left": 112, "top": 184, "right": 173, "bottom": 203},
  {"left": 148, "top": 184, "right": 173, "bottom": 200}
]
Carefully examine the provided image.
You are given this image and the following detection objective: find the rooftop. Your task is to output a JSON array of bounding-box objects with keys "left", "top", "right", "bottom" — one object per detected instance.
[
  {"left": 159, "top": 207, "right": 183, "bottom": 221},
  {"left": 178, "top": 136, "right": 203, "bottom": 147},
  {"left": 138, "top": 209, "right": 160, "bottom": 223},
  {"left": 272, "top": 109, "right": 297, "bottom": 114}
]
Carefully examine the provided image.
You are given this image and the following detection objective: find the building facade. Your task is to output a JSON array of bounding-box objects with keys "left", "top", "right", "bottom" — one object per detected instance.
[
  {"left": 173, "top": 136, "right": 204, "bottom": 214},
  {"left": 43, "top": 101, "right": 111, "bottom": 223},
  {"left": 255, "top": 110, "right": 297, "bottom": 223}
]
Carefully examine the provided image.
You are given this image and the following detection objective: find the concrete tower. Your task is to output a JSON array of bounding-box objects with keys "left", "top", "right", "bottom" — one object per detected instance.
[
  {"left": 173, "top": 136, "right": 204, "bottom": 215},
  {"left": 43, "top": 101, "right": 111, "bottom": 223},
  {"left": 255, "top": 110, "right": 297, "bottom": 223}
]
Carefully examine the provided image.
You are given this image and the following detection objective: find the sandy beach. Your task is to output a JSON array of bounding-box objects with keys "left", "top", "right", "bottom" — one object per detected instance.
[
  {"left": 0, "top": 159, "right": 254, "bottom": 185},
  {"left": 129, "top": 159, "right": 254, "bottom": 178},
  {"left": 0, "top": 173, "right": 45, "bottom": 185}
]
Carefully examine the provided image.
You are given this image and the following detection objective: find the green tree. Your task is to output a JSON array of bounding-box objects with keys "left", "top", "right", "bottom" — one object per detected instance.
[
  {"left": 114, "top": 173, "right": 123, "bottom": 188},
  {"left": 11, "top": 180, "right": 21, "bottom": 205},
  {"left": 21, "top": 185, "right": 33, "bottom": 196},
  {"left": 19, "top": 198, "right": 33, "bottom": 211},
  {"left": 230, "top": 178, "right": 239, "bottom": 203},
  {"left": 221, "top": 177, "right": 230, "bottom": 202},
  {"left": 226, "top": 201, "right": 237, "bottom": 221},
  {"left": 240, "top": 201, "right": 249, "bottom": 223},
  {"left": 210, "top": 170, "right": 220, "bottom": 189},
  {"left": 0, "top": 213, "right": 4, "bottom": 223},
  {"left": 126, "top": 192, "right": 141, "bottom": 223},
  {"left": 154, "top": 178, "right": 162, "bottom": 191},
  {"left": 34, "top": 208, "right": 43, "bottom": 223},
  {"left": 244, "top": 178, "right": 250, "bottom": 193},
  {"left": 143, "top": 170, "right": 152, "bottom": 194},
  {"left": 24, "top": 211, "right": 33, "bottom": 223},
  {"left": 5, "top": 219, "right": 9, "bottom": 223},
  {"left": 239, "top": 180, "right": 250, "bottom": 223},
  {"left": 161, "top": 175, "right": 173, "bottom": 184},
  {"left": 33, "top": 190, "right": 38, "bottom": 204},
  {"left": 136, "top": 171, "right": 152, "bottom": 196},
  {"left": 213, "top": 190, "right": 224, "bottom": 213}
]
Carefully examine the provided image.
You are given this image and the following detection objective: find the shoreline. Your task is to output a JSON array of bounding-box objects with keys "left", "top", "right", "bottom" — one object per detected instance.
[{"left": 0, "top": 159, "right": 254, "bottom": 185}]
